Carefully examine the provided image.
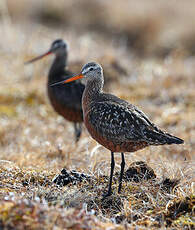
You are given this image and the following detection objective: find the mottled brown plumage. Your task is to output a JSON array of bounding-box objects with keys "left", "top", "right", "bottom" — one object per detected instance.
[
  {"left": 25, "top": 39, "right": 84, "bottom": 142},
  {"left": 51, "top": 62, "right": 184, "bottom": 197}
]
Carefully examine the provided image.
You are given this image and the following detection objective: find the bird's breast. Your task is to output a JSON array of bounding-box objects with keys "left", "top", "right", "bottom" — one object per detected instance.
[{"left": 48, "top": 85, "right": 83, "bottom": 122}]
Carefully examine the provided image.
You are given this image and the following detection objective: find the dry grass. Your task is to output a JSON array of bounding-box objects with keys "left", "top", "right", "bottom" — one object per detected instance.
[{"left": 0, "top": 0, "right": 194, "bottom": 229}]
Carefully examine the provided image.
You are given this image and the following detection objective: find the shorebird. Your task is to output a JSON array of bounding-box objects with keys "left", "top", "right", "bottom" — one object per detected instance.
[
  {"left": 25, "top": 39, "right": 85, "bottom": 142},
  {"left": 51, "top": 62, "right": 184, "bottom": 197}
]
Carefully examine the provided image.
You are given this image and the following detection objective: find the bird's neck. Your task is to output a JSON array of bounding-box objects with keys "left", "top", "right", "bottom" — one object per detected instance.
[
  {"left": 48, "top": 53, "right": 67, "bottom": 83},
  {"left": 82, "top": 77, "right": 104, "bottom": 113}
]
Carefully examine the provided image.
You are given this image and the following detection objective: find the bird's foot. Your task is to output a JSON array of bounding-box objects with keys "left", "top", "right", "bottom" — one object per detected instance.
[{"left": 101, "top": 191, "right": 112, "bottom": 200}]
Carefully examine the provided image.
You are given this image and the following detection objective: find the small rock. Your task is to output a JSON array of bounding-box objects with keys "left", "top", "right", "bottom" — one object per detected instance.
[
  {"left": 124, "top": 161, "right": 156, "bottom": 182},
  {"left": 53, "top": 168, "right": 91, "bottom": 186},
  {"left": 160, "top": 178, "right": 179, "bottom": 192}
]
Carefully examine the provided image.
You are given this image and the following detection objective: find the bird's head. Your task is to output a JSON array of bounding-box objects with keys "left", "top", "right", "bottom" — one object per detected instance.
[
  {"left": 50, "top": 62, "right": 103, "bottom": 86},
  {"left": 25, "top": 39, "right": 68, "bottom": 64}
]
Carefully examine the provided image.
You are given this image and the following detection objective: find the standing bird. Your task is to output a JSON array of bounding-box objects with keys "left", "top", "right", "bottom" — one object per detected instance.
[
  {"left": 51, "top": 62, "right": 184, "bottom": 197},
  {"left": 25, "top": 39, "right": 85, "bottom": 142}
]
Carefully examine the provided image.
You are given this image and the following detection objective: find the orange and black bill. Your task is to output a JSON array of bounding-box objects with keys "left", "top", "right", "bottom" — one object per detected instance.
[
  {"left": 24, "top": 51, "right": 52, "bottom": 64},
  {"left": 50, "top": 74, "right": 84, "bottom": 87}
]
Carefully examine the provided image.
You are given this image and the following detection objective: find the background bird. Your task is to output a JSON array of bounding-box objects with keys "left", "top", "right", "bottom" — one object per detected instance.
[
  {"left": 52, "top": 62, "right": 184, "bottom": 197},
  {"left": 25, "top": 39, "right": 85, "bottom": 142}
]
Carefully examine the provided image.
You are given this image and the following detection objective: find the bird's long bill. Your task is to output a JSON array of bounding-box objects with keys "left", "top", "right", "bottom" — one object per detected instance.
[
  {"left": 24, "top": 51, "right": 52, "bottom": 64},
  {"left": 50, "top": 74, "right": 84, "bottom": 87}
]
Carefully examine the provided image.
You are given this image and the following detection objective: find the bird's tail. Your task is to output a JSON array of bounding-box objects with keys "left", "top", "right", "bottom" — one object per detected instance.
[
  {"left": 162, "top": 133, "right": 184, "bottom": 145},
  {"left": 146, "top": 129, "right": 184, "bottom": 145}
]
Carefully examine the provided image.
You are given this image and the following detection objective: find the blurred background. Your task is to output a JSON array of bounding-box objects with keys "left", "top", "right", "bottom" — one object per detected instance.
[
  {"left": 0, "top": 0, "right": 194, "bottom": 169},
  {"left": 0, "top": 1, "right": 194, "bottom": 228},
  {"left": 3, "top": 0, "right": 195, "bottom": 55}
]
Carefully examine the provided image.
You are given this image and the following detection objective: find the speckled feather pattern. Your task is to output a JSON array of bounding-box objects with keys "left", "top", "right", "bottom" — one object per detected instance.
[{"left": 84, "top": 97, "right": 183, "bottom": 153}]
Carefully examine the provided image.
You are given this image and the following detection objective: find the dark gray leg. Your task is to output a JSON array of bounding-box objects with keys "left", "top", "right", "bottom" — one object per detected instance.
[
  {"left": 103, "top": 152, "right": 115, "bottom": 198},
  {"left": 74, "top": 123, "right": 82, "bottom": 142},
  {"left": 118, "top": 152, "right": 125, "bottom": 193}
]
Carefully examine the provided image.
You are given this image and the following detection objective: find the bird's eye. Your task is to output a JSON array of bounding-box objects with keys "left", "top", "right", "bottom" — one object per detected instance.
[
  {"left": 53, "top": 43, "right": 59, "bottom": 48},
  {"left": 89, "top": 67, "right": 94, "bottom": 71}
]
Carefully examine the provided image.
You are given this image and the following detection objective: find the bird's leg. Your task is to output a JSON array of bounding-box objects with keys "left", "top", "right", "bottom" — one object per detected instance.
[
  {"left": 74, "top": 123, "right": 82, "bottom": 142},
  {"left": 118, "top": 152, "right": 125, "bottom": 193},
  {"left": 103, "top": 152, "right": 115, "bottom": 198}
]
